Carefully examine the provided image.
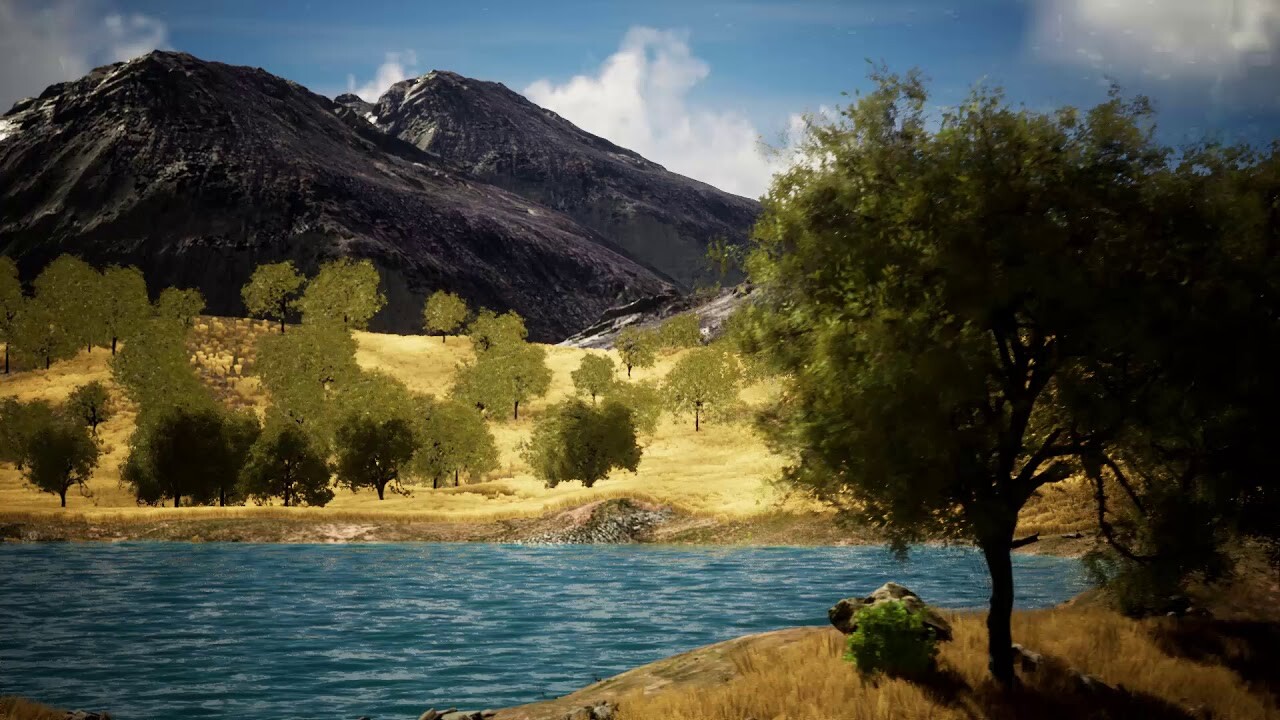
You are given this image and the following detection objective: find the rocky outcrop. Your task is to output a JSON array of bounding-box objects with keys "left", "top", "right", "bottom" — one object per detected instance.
[
  {"left": 418, "top": 709, "right": 497, "bottom": 720},
  {"left": 520, "top": 499, "right": 674, "bottom": 544},
  {"left": 828, "top": 582, "right": 955, "bottom": 642},
  {"left": 0, "top": 52, "right": 672, "bottom": 341},
  {"left": 365, "top": 70, "right": 761, "bottom": 289},
  {"left": 559, "top": 284, "right": 756, "bottom": 349}
]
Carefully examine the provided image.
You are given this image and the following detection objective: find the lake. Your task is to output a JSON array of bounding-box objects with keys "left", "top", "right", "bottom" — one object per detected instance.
[{"left": 0, "top": 543, "right": 1088, "bottom": 719}]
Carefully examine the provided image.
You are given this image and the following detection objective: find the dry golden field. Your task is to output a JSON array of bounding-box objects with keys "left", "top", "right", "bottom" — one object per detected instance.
[{"left": 0, "top": 318, "right": 1095, "bottom": 537}]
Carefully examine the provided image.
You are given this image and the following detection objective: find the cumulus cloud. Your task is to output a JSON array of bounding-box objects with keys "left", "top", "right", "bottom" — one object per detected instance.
[
  {"left": 524, "top": 27, "right": 811, "bottom": 199},
  {"left": 346, "top": 50, "right": 419, "bottom": 102},
  {"left": 1030, "top": 0, "right": 1280, "bottom": 79},
  {"left": 0, "top": 0, "right": 169, "bottom": 111}
]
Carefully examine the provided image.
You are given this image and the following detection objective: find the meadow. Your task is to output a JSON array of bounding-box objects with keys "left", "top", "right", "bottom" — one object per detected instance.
[{"left": 0, "top": 317, "right": 1094, "bottom": 540}]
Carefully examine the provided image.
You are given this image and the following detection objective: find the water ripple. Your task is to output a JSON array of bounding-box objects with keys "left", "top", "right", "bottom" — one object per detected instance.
[{"left": 0, "top": 542, "right": 1088, "bottom": 720}]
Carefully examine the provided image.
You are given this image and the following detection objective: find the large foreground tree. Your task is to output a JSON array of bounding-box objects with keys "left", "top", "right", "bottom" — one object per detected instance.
[{"left": 736, "top": 70, "right": 1275, "bottom": 685}]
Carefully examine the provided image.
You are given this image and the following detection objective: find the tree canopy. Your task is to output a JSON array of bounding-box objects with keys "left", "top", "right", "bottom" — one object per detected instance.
[
  {"left": 239, "top": 422, "right": 334, "bottom": 507},
  {"left": 467, "top": 309, "right": 527, "bottom": 352},
  {"left": 100, "top": 265, "right": 151, "bottom": 355},
  {"left": 254, "top": 320, "right": 360, "bottom": 443},
  {"left": 523, "top": 398, "right": 641, "bottom": 489},
  {"left": 19, "top": 407, "right": 99, "bottom": 508},
  {"left": 33, "top": 255, "right": 103, "bottom": 353},
  {"left": 571, "top": 353, "right": 616, "bottom": 404},
  {"left": 155, "top": 287, "right": 206, "bottom": 328},
  {"left": 9, "top": 297, "right": 76, "bottom": 370},
  {"left": 0, "top": 257, "right": 22, "bottom": 374},
  {"left": 66, "top": 381, "right": 114, "bottom": 436},
  {"left": 663, "top": 346, "right": 741, "bottom": 431},
  {"left": 296, "top": 258, "right": 386, "bottom": 329},
  {"left": 242, "top": 261, "right": 305, "bottom": 333},
  {"left": 656, "top": 313, "right": 702, "bottom": 351},
  {"left": 411, "top": 396, "right": 499, "bottom": 488},
  {"left": 613, "top": 326, "right": 658, "bottom": 378},
  {"left": 423, "top": 290, "right": 469, "bottom": 342},
  {"left": 736, "top": 69, "right": 1280, "bottom": 684}
]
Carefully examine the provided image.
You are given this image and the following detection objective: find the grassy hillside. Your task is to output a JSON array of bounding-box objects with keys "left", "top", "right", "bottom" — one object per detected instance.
[{"left": 0, "top": 318, "right": 1094, "bottom": 538}]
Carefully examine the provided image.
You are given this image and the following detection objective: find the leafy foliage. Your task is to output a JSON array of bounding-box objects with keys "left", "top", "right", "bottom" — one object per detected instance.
[
  {"left": 0, "top": 256, "right": 24, "bottom": 374},
  {"left": 602, "top": 379, "right": 663, "bottom": 437},
  {"left": 423, "top": 290, "right": 469, "bottom": 342},
  {"left": 613, "top": 326, "right": 657, "bottom": 377},
  {"left": 523, "top": 398, "right": 641, "bottom": 488},
  {"left": 99, "top": 265, "right": 151, "bottom": 355},
  {"left": 656, "top": 313, "right": 702, "bottom": 351},
  {"left": 111, "top": 318, "right": 209, "bottom": 417},
  {"left": 122, "top": 406, "right": 240, "bottom": 507},
  {"left": 296, "top": 258, "right": 386, "bottom": 329},
  {"left": 33, "top": 254, "right": 103, "bottom": 352},
  {"left": 239, "top": 422, "right": 334, "bottom": 507},
  {"left": 8, "top": 297, "right": 76, "bottom": 370},
  {"left": 843, "top": 601, "right": 939, "bottom": 679},
  {"left": 242, "top": 261, "right": 305, "bottom": 333},
  {"left": 571, "top": 353, "right": 616, "bottom": 403},
  {"left": 254, "top": 320, "right": 360, "bottom": 443},
  {"left": 155, "top": 287, "right": 206, "bottom": 327},
  {"left": 452, "top": 338, "right": 552, "bottom": 420},
  {"left": 467, "top": 309, "right": 527, "bottom": 352},
  {"left": 66, "top": 381, "right": 114, "bottom": 435},
  {"left": 0, "top": 398, "right": 57, "bottom": 470},
  {"left": 410, "top": 396, "right": 499, "bottom": 488},
  {"left": 334, "top": 416, "right": 418, "bottom": 499},
  {"left": 663, "top": 346, "right": 741, "bottom": 431},
  {"left": 19, "top": 408, "right": 99, "bottom": 508}
]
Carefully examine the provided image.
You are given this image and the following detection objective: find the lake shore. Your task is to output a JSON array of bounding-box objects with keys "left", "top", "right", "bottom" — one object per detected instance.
[{"left": 0, "top": 497, "right": 1096, "bottom": 556}]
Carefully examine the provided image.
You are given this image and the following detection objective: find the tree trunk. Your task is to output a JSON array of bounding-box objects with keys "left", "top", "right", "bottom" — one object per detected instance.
[
  {"left": 695, "top": 405, "right": 701, "bottom": 432},
  {"left": 283, "top": 487, "right": 291, "bottom": 507},
  {"left": 219, "top": 488, "right": 227, "bottom": 507},
  {"left": 442, "top": 334, "right": 447, "bottom": 344},
  {"left": 4, "top": 344, "right": 8, "bottom": 374},
  {"left": 454, "top": 469, "right": 459, "bottom": 487},
  {"left": 45, "top": 354, "right": 51, "bottom": 370},
  {"left": 280, "top": 315, "right": 286, "bottom": 334},
  {"left": 111, "top": 337, "right": 118, "bottom": 355},
  {"left": 627, "top": 365, "right": 632, "bottom": 378},
  {"left": 513, "top": 400, "right": 520, "bottom": 420},
  {"left": 981, "top": 535, "right": 1017, "bottom": 687},
  {"left": 174, "top": 493, "right": 181, "bottom": 509},
  {"left": 60, "top": 488, "right": 67, "bottom": 508},
  {"left": 377, "top": 482, "right": 385, "bottom": 500}
]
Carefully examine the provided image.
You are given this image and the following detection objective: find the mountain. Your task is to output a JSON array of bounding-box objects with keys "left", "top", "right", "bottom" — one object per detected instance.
[
  {"left": 0, "top": 52, "right": 673, "bottom": 340},
  {"left": 344, "top": 70, "right": 762, "bottom": 288}
]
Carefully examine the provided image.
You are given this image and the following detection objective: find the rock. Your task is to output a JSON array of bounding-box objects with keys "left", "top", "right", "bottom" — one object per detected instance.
[
  {"left": 828, "top": 582, "right": 954, "bottom": 641},
  {"left": 63, "top": 713, "right": 111, "bottom": 720},
  {"left": 562, "top": 701, "right": 617, "bottom": 720},
  {"left": 440, "top": 712, "right": 483, "bottom": 720},
  {"left": 1059, "top": 531, "right": 1085, "bottom": 539},
  {"left": 419, "top": 712, "right": 441, "bottom": 720},
  {"left": 1011, "top": 643, "right": 1043, "bottom": 672}
]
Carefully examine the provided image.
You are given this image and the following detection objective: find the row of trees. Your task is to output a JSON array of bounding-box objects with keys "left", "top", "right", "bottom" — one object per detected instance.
[
  {"left": 0, "top": 255, "right": 204, "bottom": 373},
  {"left": 732, "top": 70, "right": 1280, "bottom": 685}
]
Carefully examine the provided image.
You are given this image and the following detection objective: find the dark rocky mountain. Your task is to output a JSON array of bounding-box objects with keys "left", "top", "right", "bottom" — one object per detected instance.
[
  {"left": 355, "top": 70, "right": 762, "bottom": 288},
  {"left": 0, "top": 52, "right": 673, "bottom": 340}
]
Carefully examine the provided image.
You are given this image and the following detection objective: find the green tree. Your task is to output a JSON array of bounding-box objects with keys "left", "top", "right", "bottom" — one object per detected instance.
[
  {"left": 613, "top": 326, "right": 658, "bottom": 378},
  {"left": 663, "top": 347, "right": 741, "bottom": 431},
  {"left": 0, "top": 257, "right": 22, "bottom": 374},
  {"left": 424, "top": 290, "right": 469, "bottom": 343},
  {"left": 242, "top": 261, "right": 305, "bottom": 334},
  {"left": 334, "top": 415, "right": 419, "bottom": 499},
  {"left": 122, "top": 406, "right": 226, "bottom": 507},
  {"left": 602, "top": 379, "right": 663, "bottom": 437},
  {"left": 111, "top": 318, "right": 207, "bottom": 414},
  {"left": 571, "top": 354, "right": 616, "bottom": 404},
  {"left": 523, "top": 398, "right": 641, "bottom": 488},
  {"left": 155, "top": 287, "right": 205, "bottom": 328},
  {"left": 734, "top": 71, "right": 1241, "bottom": 684},
  {"left": 0, "top": 399, "right": 57, "bottom": 471},
  {"left": 254, "top": 320, "right": 360, "bottom": 442},
  {"left": 66, "top": 381, "right": 114, "bottom": 436},
  {"left": 411, "top": 396, "right": 499, "bottom": 488},
  {"left": 451, "top": 341, "right": 552, "bottom": 420},
  {"left": 657, "top": 313, "right": 702, "bottom": 351},
  {"left": 239, "top": 423, "right": 334, "bottom": 507},
  {"left": 100, "top": 265, "right": 150, "bottom": 355},
  {"left": 19, "top": 409, "right": 99, "bottom": 507},
  {"left": 9, "top": 298, "right": 76, "bottom": 370},
  {"left": 204, "top": 409, "right": 263, "bottom": 507},
  {"left": 33, "top": 254, "right": 103, "bottom": 353},
  {"left": 467, "top": 309, "right": 527, "bottom": 353},
  {"left": 296, "top": 258, "right": 386, "bottom": 329}
]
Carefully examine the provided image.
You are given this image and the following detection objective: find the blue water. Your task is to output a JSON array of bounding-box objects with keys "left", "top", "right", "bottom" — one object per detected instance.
[{"left": 0, "top": 543, "right": 1087, "bottom": 719}]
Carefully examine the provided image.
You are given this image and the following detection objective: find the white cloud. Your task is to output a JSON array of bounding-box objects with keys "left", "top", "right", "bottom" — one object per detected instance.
[
  {"left": 0, "top": 0, "right": 169, "bottom": 111},
  {"left": 524, "top": 27, "right": 811, "bottom": 199},
  {"left": 346, "top": 50, "right": 418, "bottom": 102},
  {"left": 1031, "top": 0, "right": 1280, "bottom": 77}
]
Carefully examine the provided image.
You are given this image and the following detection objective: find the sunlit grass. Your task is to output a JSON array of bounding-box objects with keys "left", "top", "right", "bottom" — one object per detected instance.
[{"left": 613, "top": 608, "right": 1278, "bottom": 720}]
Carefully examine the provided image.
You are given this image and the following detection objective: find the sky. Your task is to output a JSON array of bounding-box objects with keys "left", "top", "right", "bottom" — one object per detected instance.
[{"left": 1, "top": 0, "right": 1278, "bottom": 198}]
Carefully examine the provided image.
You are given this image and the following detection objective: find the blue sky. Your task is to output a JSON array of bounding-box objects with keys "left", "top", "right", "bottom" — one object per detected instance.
[{"left": 2, "top": 0, "right": 1278, "bottom": 197}]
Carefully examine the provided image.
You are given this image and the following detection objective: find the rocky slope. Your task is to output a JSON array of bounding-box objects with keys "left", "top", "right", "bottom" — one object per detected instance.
[
  {"left": 343, "top": 71, "right": 762, "bottom": 288},
  {"left": 559, "top": 284, "right": 757, "bottom": 349},
  {"left": 0, "top": 52, "right": 672, "bottom": 340}
]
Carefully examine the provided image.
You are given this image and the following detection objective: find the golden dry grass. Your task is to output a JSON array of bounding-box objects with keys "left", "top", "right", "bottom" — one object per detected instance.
[
  {"left": 614, "top": 608, "right": 1279, "bottom": 720},
  {"left": 0, "top": 318, "right": 1096, "bottom": 533},
  {"left": 0, "top": 318, "right": 798, "bottom": 521},
  {"left": 0, "top": 696, "right": 62, "bottom": 720}
]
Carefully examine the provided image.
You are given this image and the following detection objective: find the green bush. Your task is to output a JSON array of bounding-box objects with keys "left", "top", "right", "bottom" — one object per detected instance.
[{"left": 842, "top": 600, "right": 938, "bottom": 678}]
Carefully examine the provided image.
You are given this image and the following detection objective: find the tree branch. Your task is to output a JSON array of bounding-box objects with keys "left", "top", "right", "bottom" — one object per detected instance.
[
  {"left": 1010, "top": 533, "right": 1040, "bottom": 549},
  {"left": 1089, "top": 456, "right": 1156, "bottom": 563}
]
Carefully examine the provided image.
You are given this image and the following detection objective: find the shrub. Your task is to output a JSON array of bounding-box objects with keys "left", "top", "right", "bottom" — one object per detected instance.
[{"left": 842, "top": 600, "right": 938, "bottom": 678}]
